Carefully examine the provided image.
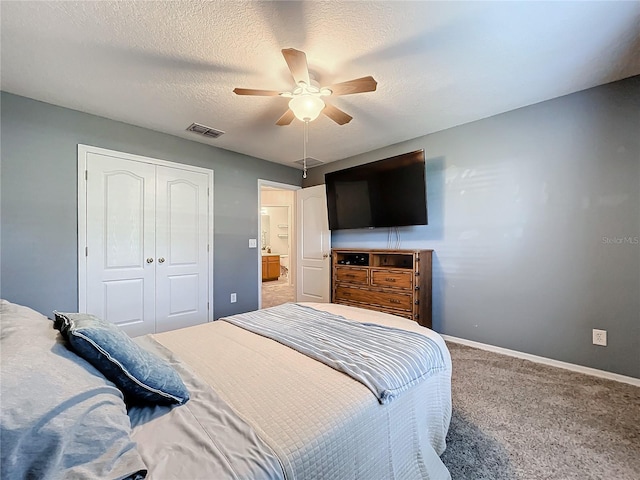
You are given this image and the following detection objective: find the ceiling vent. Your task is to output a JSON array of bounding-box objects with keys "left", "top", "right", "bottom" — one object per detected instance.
[
  {"left": 186, "top": 122, "right": 225, "bottom": 139},
  {"left": 294, "top": 157, "right": 323, "bottom": 168}
]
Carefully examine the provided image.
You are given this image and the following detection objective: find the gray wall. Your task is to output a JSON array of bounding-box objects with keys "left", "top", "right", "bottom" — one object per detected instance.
[
  {"left": 305, "top": 76, "right": 640, "bottom": 378},
  {"left": 1, "top": 92, "right": 302, "bottom": 319}
]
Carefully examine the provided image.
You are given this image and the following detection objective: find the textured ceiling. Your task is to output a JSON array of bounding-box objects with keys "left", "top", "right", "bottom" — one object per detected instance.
[{"left": 2, "top": 1, "right": 639, "bottom": 169}]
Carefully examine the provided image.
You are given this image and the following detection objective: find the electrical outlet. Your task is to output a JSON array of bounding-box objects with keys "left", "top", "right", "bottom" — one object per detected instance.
[
  {"left": 230, "top": 293, "right": 237, "bottom": 303},
  {"left": 592, "top": 329, "right": 607, "bottom": 346}
]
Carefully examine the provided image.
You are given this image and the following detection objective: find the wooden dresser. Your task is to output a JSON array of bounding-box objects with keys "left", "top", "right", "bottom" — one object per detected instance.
[{"left": 331, "top": 248, "right": 433, "bottom": 328}]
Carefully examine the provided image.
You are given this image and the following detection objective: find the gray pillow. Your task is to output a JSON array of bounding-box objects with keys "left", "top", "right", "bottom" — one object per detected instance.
[
  {"left": 0, "top": 299, "right": 147, "bottom": 480},
  {"left": 54, "top": 312, "right": 190, "bottom": 406}
]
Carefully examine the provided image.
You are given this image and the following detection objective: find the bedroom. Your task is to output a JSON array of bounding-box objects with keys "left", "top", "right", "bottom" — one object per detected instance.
[{"left": 1, "top": 1, "right": 639, "bottom": 479}]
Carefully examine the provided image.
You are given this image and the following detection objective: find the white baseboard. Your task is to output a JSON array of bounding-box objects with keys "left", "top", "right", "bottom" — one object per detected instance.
[{"left": 441, "top": 334, "right": 640, "bottom": 387}]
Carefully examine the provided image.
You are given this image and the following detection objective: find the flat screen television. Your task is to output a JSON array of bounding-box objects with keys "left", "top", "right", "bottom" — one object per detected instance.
[{"left": 325, "top": 149, "right": 427, "bottom": 230}]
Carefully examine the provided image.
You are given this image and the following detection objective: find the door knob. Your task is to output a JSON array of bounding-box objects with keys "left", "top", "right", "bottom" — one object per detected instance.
[
  {"left": 146, "top": 258, "right": 154, "bottom": 263},
  {"left": 323, "top": 253, "right": 329, "bottom": 258},
  {"left": 158, "top": 257, "right": 165, "bottom": 264}
]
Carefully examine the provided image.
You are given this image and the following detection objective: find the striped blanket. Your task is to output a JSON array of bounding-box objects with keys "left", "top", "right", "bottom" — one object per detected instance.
[{"left": 221, "top": 303, "right": 446, "bottom": 404}]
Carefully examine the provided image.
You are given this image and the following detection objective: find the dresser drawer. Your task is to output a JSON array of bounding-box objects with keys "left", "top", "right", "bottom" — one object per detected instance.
[
  {"left": 335, "top": 267, "right": 369, "bottom": 285},
  {"left": 370, "top": 269, "right": 413, "bottom": 289},
  {"left": 335, "top": 285, "right": 413, "bottom": 311}
]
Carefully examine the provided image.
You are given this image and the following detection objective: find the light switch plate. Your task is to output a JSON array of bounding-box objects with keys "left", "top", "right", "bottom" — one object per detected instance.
[{"left": 249, "top": 238, "right": 257, "bottom": 248}]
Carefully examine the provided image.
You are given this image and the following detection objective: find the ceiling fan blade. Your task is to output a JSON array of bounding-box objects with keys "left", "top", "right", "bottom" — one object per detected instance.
[
  {"left": 322, "top": 103, "right": 353, "bottom": 125},
  {"left": 233, "top": 88, "right": 282, "bottom": 96},
  {"left": 276, "top": 109, "right": 296, "bottom": 126},
  {"left": 327, "top": 76, "right": 377, "bottom": 96},
  {"left": 282, "top": 48, "right": 310, "bottom": 86}
]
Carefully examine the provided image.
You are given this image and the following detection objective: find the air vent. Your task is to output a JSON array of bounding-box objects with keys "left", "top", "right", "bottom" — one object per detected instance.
[
  {"left": 294, "top": 157, "right": 323, "bottom": 167},
  {"left": 186, "top": 123, "right": 225, "bottom": 139}
]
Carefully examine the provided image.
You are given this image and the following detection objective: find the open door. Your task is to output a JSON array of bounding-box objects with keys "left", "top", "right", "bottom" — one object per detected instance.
[
  {"left": 296, "top": 184, "right": 331, "bottom": 303},
  {"left": 258, "top": 180, "right": 299, "bottom": 309}
]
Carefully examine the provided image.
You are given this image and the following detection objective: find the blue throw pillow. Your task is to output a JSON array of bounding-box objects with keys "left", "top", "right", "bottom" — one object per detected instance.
[{"left": 54, "top": 312, "right": 189, "bottom": 406}]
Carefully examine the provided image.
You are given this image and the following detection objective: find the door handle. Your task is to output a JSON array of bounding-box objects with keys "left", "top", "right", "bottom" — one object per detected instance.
[
  {"left": 323, "top": 253, "right": 329, "bottom": 258},
  {"left": 146, "top": 258, "right": 154, "bottom": 264},
  {"left": 158, "top": 257, "right": 165, "bottom": 264}
]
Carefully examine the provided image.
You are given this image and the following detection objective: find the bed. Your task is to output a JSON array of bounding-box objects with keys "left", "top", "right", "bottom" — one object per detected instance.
[{"left": 1, "top": 299, "right": 452, "bottom": 479}]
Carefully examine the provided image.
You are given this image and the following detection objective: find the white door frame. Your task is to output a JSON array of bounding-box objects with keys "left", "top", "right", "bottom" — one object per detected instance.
[
  {"left": 261, "top": 204, "right": 292, "bottom": 286},
  {"left": 78, "top": 144, "right": 215, "bottom": 322},
  {"left": 257, "top": 179, "right": 300, "bottom": 309}
]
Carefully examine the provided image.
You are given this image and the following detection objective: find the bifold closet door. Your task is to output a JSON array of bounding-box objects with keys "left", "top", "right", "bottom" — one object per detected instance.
[
  {"left": 154, "top": 166, "right": 209, "bottom": 333},
  {"left": 85, "top": 153, "right": 157, "bottom": 337},
  {"left": 85, "top": 154, "right": 210, "bottom": 336}
]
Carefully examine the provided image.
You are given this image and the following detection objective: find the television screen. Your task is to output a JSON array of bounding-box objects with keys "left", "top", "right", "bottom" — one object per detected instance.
[{"left": 325, "top": 150, "right": 427, "bottom": 230}]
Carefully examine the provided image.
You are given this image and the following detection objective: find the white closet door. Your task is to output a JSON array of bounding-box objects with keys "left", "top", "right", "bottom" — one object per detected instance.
[
  {"left": 85, "top": 153, "right": 157, "bottom": 336},
  {"left": 155, "top": 166, "right": 209, "bottom": 333}
]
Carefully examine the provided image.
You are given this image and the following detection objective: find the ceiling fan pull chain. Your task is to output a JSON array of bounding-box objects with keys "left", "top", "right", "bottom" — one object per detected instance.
[{"left": 303, "top": 120, "right": 309, "bottom": 179}]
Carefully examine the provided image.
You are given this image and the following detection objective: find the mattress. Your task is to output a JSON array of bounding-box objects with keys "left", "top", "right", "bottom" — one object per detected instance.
[{"left": 134, "top": 303, "right": 452, "bottom": 479}]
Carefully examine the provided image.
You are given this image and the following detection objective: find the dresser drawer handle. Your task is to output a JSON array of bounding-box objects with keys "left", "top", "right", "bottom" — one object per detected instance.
[
  {"left": 389, "top": 298, "right": 400, "bottom": 304},
  {"left": 384, "top": 277, "right": 396, "bottom": 282},
  {"left": 343, "top": 291, "right": 351, "bottom": 296},
  {"left": 345, "top": 274, "right": 355, "bottom": 278}
]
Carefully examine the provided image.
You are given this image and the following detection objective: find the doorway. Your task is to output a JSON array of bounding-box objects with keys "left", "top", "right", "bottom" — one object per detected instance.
[{"left": 258, "top": 180, "right": 299, "bottom": 309}]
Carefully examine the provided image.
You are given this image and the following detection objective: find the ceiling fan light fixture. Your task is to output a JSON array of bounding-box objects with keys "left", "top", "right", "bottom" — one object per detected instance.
[
  {"left": 289, "top": 94, "right": 325, "bottom": 122},
  {"left": 233, "top": 48, "right": 376, "bottom": 126}
]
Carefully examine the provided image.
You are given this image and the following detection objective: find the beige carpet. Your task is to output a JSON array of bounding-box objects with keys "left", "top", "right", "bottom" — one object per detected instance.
[
  {"left": 261, "top": 277, "right": 295, "bottom": 309},
  {"left": 441, "top": 342, "right": 640, "bottom": 479}
]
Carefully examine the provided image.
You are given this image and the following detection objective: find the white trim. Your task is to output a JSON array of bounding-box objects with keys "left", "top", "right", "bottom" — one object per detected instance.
[
  {"left": 77, "top": 144, "right": 214, "bottom": 322},
  {"left": 77, "top": 150, "right": 87, "bottom": 311},
  {"left": 207, "top": 170, "right": 215, "bottom": 322},
  {"left": 260, "top": 179, "right": 302, "bottom": 191},
  {"left": 257, "top": 179, "right": 300, "bottom": 309},
  {"left": 442, "top": 335, "right": 640, "bottom": 387},
  {"left": 78, "top": 144, "right": 214, "bottom": 174}
]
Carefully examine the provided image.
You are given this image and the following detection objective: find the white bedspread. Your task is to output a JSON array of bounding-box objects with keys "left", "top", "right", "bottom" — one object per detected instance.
[
  {"left": 146, "top": 303, "right": 452, "bottom": 479},
  {"left": 222, "top": 303, "right": 448, "bottom": 405}
]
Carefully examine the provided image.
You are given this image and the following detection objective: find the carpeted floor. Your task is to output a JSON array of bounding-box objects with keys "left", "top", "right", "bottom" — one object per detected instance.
[
  {"left": 441, "top": 342, "right": 640, "bottom": 479},
  {"left": 261, "top": 276, "right": 295, "bottom": 309}
]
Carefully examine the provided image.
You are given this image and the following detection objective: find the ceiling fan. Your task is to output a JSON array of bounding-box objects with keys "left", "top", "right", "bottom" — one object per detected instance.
[{"left": 233, "top": 48, "right": 377, "bottom": 126}]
